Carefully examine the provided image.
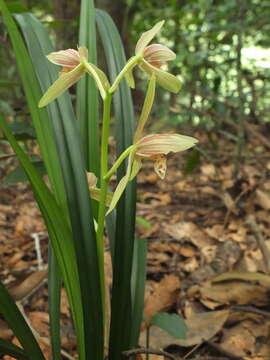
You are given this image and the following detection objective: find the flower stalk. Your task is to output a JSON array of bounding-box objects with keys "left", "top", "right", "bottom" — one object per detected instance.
[
  {"left": 109, "top": 54, "right": 142, "bottom": 93},
  {"left": 96, "top": 91, "right": 112, "bottom": 317}
]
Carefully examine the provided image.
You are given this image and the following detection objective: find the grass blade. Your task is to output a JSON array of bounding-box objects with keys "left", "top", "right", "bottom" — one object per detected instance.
[
  {"left": 48, "top": 246, "right": 62, "bottom": 360},
  {"left": 15, "top": 13, "right": 104, "bottom": 359},
  {"left": 77, "top": 0, "right": 100, "bottom": 175},
  {"left": 0, "top": 3, "right": 68, "bottom": 358},
  {"left": 0, "top": 0, "right": 67, "bottom": 212},
  {"left": 0, "top": 281, "right": 45, "bottom": 360},
  {"left": 96, "top": 10, "right": 137, "bottom": 359},
  {"left": 130, "top": 238, "right": 147, "bottom": 346},
  {"left": 0, "top": 113, "right": 85, "bottom": 360}
]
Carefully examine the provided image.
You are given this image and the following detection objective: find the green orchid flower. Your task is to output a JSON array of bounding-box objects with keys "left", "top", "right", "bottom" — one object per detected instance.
[
  {"left": 39, "top": 46, "right": 109, "bottom": 107},
  {"left": 106, "top": 75, "right": 197, "bottom": 214},
  {"left": 110, "top": 21, "right": 181, "bottom": 93}
]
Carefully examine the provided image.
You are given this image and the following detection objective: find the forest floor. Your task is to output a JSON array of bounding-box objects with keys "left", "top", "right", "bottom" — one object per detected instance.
[{"left": 1, "top": 125, "right": 270, "bottom": 360}]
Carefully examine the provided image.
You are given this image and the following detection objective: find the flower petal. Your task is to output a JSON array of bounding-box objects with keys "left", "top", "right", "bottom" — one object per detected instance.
[
  {"left": 89, "top": 188, "right": 113, "bottom": 207},
  {"left": 136, "top": 133, "right": 198, "bottom": 157},
  {"left": 87, "top": 172, "right": 98, "bottom": 188},
  {"left": 84, "top": 62, "right": 110, "bottom": 99},
  {"left": 154, "top": 154, "right": 167, "bottom": 179},
  {"left": 125, "top": 68, "right": 135, "bottom": 89},
  {"left": 130, "top": 156, "right": 142, "bottom": 180},
  {"left": 47, "top": 48, "right": 80, "bottom": 67},
  {"left": 106, "top": 151, "right": 135, "bottom": 215},
  {"left": 140, "top": 60, "right": 181, "bottom": 93},
  {"left": 133, "top": 74, "right": 156, "bottom": 142},
  {"left": 144, "top": 44, "right": 176, "bottom": 63},
  {"left": 135, "top": 20, "right": 165, "bottom": 55},
  {"left": 39, "top": 64, "right": 84, "bottom": 107}
]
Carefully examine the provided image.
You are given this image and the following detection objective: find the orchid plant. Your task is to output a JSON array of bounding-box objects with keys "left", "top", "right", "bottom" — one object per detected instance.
[
  {"left": 0, "top": 5, "right": 197, "bottom": 359},
  {"left": 39, "top": 21, "right": 197, "bottom": 219}
]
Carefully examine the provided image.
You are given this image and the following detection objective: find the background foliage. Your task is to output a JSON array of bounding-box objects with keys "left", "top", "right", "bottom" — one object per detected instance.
[{"left": 2, "top": 0, "right": 270, "bottom": 140}]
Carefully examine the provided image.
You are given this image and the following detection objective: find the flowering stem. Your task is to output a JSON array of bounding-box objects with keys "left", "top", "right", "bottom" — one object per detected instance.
[
  {"left": 109, "top": 55, "right": 142, "bottom": 93},
  {"left": 104, "top": 145, "right": 135, "bottom": 181},
  {"left": 96, "top": 91, "right": 112, "bottom": 325}
]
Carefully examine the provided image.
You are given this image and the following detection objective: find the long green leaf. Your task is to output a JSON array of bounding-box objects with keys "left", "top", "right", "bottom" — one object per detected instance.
[
  {"left": 0, "top": 0, "right": 67, "bottom": 211},
  {"left": 0, "top": 3, "right": 68, "bottom": 358},
  {"left": 15, "top": 13, "right": 104, "bottom": 360},
  {"left": 96, "top": 10, "right": 137, "bottom": 359},
  {"left": 0, "top": 338, "right": 28, "bottom": 360},
  {"left": 0, "top": 113, "right": 85, "bottom": 360},
  {"left": 77, "top": 0, "right": 100, "bottom": 175},
  {"left": 0, "top": 281, "right": 45, "bottom": 360},
  {"left": 48, "top": 245, "right": 62, "bottom": 360},
  {"left": 130, "top": 238, "right": 147, "bottom": 346}
]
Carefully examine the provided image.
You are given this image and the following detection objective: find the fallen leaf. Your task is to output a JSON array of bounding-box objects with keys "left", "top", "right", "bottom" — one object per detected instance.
[
  {"left": 212, "top": 271, "right": 270, "bottom": 286},
  {"left": 220, "top": 318, "right": 270, "bottom": 358},
  {"left": 199, "top": 280, "right": 270, "bottom": 308},
  {"left": 255, "top": 189, "right": 270, "bottom": 210},
  {"left": 140, "top": 310, "right": 229, "bottom": 348},
  {"left": 164, "top": 222, "right": 214, "bottom": 249},
  {"left": 8, "top": 269, "right": 48, "bottom": 301},
  {"left": 144, "top": 275, "right": 181, "bottom": 326}
]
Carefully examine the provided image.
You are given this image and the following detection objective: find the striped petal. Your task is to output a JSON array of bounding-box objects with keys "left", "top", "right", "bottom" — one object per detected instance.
[
  {"left": 136, "top": 133, "right": 198, "bottom": 157},
  {"left": 144, "top": 44, "right": 176, "bottom": 65},
  {"left": 39, "top": 64, "right": 84, "bottom": 107},
  {"left": 135, "top": 20, "right": 165, "bottom": 55},
  {"left": 47, "top": 48, "right": 80, "bottom": 67},
  {"left": 140, "top": 59, "right": 181, "bottom": 93}
]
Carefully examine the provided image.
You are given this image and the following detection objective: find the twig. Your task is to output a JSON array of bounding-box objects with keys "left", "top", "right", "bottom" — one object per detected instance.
[
  {"left": 32, "top": 232, "right": 47, "bottom": 270},
  {"left": 122, "top": 348, "right": 178, "bottom": 360},
  {"left": 183, "top": 343, "right": 201, "bottom": 359},
  {"left": 232, "top": 305, "right": 270, "bottom": 318},
  {"left": 246, "top": 215, "right": 270, "bottom": 273}
]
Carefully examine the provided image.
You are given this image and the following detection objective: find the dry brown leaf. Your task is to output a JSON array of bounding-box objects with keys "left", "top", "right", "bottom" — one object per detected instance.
[
  {"left": 179, "top": 244, "right": 196, "bottom": 258},
  {"left": 180, "top": 257, "right": 199, "bottom": 273},
  {"left": 220, "top": 192, "right": 238, "bottom": 215},
  {"left": 212, "top": 271, "right": 270, "bottom": 286},
  {"left": 8, "top": 269, "right": 48, "bottom": 301},
  {"left": 164, "top": 222, "right": 214, "bottom": 249},
  {"left": 28, "top": 311, "right": 49, "bottom": 337},
  {"left": 255, "top": 189, "right": 270, "bottom": 210},
  {"left": 205, "top": 225, "right": 224, "bottom": 241},
  {"left": 0, "top": 319, "right": 13, "bottom": 340},
  {"left": 200, "top": 163, "right": 216, "bottom": 178},
  {"left": 140, "top": 310, "right": 229, "bottom": 348},
  {"left": 199, "top": 281, "right": 270, "bottom": 308},
  {"left": 220, "top": 319, "right": 270, "bottom": 358},
  {"left": 141, "top": 192, "right": 172, "bottom": 207},
  {"left": 143, "top": 275, "right": 181, "bottom": 325}
]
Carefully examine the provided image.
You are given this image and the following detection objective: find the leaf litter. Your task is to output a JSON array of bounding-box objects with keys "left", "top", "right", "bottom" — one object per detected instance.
[{"left": 2, "top": 131, "right": 270, "bottom": 359}]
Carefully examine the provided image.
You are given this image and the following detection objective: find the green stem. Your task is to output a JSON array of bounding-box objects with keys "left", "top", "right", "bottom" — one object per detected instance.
[
  {"left": 109, "top": 55, "right": 142, "bottom": 93},
  {"left": 96, "top": 92, "right": 112, "bottom": 324},
  {"left": 104, "top": 145, "right": 135, "bottom": 181}
]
